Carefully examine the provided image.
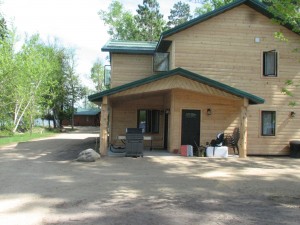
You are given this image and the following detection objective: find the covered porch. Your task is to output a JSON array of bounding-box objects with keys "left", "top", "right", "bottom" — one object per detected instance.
[{"left": 89, "top": 68, "right": 264, "bottom": 158}]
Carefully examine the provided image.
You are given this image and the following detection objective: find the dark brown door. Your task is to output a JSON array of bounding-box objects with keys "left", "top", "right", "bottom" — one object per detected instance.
[
  {"left": 164, "top": 113, "right": 169, "bottom": 149},
  {"left": 181, "top": 110, "right": 200, "bottom": 148}
]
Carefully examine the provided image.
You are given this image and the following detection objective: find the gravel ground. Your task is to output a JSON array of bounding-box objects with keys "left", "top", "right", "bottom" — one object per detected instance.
[{"left": 0, "top": 127, "right": 299, "bottom": 225}]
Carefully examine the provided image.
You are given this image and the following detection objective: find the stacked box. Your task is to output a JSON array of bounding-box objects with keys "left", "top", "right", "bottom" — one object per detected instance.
[{"left": 180, "top": 145, "right": 193, "bottom": 157}]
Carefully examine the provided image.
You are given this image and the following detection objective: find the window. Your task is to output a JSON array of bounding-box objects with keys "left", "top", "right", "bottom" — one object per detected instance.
[
  {"left": 137, "top": 109, "right": 160, "bottom": 133},
  {"left": 104, "top": 65, "right": 111, "bottom": 85},
  {"left": 153, "top": 52, "right": 169, "bottom": 72},
  {"left": 261, "top": 111, "right": 276, "bottom": 136},
  {"left": 263, "top": 51, "right": 278, "bottom": 76}
]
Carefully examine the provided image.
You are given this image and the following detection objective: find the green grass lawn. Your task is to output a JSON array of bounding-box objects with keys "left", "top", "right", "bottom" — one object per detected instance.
[{"left": 0, "top": 128, "right": 58, "bottom": 146}]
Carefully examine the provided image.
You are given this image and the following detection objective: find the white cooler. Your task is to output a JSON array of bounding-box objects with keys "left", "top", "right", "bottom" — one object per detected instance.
[{"left": 206, "top": 146, "right": 228, "bottom": 157}]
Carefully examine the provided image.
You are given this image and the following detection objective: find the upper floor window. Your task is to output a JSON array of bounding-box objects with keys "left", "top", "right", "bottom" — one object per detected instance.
[
  {"left": 261, "top": 111, "right": 276, "bottom": 136},
  {"left": 153, "top": 52, "right": 169, "bottom": 72},
  {"left": 137, "top": 109, "right": 160, "bottom": 133},
  {"left": 104, "top": 65, "right": 111, "bottom": 86},
  {"left": 263, "top": 50, "right": 278, "bottom": 77}
]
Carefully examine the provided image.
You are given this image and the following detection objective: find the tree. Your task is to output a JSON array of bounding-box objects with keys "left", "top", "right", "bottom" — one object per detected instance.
[
  {"left": 90, "top": 58, "right": 108, "bottom": 92},
  {"left": 135, "top": 0, "right": 166, "bottom": 41},
  {"left": 99, "top": 0, "right": 167, "bottom": 41},
  {"left": 98, "top": 1, "right": 140, "bottom": 40},
  {"left": 167, "top": 1, "right": 192, "bottom": 28},
  {"left": 0, "top": 32, "right": 65, "bottom": 133},
  {"left": 262, "top": 0, "right": 299, "bottom": 34},
  {"left": 0, "top": 1, "right": 7, "bottom": 39},
  {"left": 62, "top": 49, "right": 86, "bottom": 129},
  {"left": 0, "top": 16, "right": 7, "bottom": 39},
  {"left": 0, "top": 26, "right": 88, "bottom": 133},
  {"left": 193, "top": 0, "right": 234, "bottom": 15}
]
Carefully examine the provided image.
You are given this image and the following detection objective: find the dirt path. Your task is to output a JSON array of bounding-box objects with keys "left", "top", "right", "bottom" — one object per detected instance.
[{"left": 0, "top": 127, "right": 299, "bottom": 225}]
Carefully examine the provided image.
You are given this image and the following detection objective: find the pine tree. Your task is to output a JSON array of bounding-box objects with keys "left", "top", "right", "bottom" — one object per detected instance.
[{"left": 167, "top": 1, "right": 192, "bottom": 29}]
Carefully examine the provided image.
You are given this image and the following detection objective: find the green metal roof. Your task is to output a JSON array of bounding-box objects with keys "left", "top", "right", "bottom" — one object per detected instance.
[
  {"left": 101, "top": 40, "right": 157, "bottom": 54},
  {"left": 157, "top": 0, "right": 299, "bottom": 50},
  {"left": 75, "top": 109, "right": 100, "bottom": 116},
  {"left": 88, "top": 68, "right": 264, "bottom": 105}
]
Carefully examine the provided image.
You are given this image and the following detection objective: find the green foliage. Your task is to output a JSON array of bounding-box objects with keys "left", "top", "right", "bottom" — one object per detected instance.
[
  {"left": 262, "top": 0, "right": 300, "bottom": 34},
  {"left": 61, "top": 49, "right": 86, "bottom": 129},
  {"left": 90, "top": 58, "right": 105, "bottom": 91},
  {"left": 0, "top": 16, "right": 7, "bottom": 39},
  {"left": 167, "top": 1, "right": 192, "bottom": 29},
  {"left": 98, "top": 1, "right": 140, "bottom": 40},
  {"left": 0, "top": 128, "right": 57, "bottom": 146},
  {"left": 281, "top": 79, "right": 299, "bottom": 107},
  {"left": 0, "top": 27, "right": 86, "bottom": 132},
  {"left": 135, "top": 0, "right": 166, "bottom": 41},
  {"left": 194, "top": 0, "right": 234, "bottom": 15},
  {"left": 99, "top": 0, "right": 167, "bottom": 41}
]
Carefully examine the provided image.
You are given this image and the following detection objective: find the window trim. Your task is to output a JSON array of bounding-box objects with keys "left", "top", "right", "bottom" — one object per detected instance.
[
  {"left": 137, "top": 109, "right": 160, "bottom": 134},
  {"left": 261, "top": 110, "right": 276, "bottom": 136},
  {"left": 262, "top": 50, "right": 278, "bottom": 77},
  {"left": 153, "top": 52, "right": 169, "bottom": 72}
]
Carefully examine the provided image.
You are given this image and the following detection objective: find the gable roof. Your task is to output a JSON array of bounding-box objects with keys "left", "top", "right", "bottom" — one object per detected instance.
[
  {"left": 157, "top": 0, "right": 299, "bottom": 51},
  {"left": 102, "top": 40, "right": 157, "bottom": 54},
  {"left": 88, "top": 68, "right": 264, "bottom": 105}
]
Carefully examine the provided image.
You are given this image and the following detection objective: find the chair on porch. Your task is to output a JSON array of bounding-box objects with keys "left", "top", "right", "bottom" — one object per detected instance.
[{"left": 224, "top": 128, "right": 240, "bottom": 155}]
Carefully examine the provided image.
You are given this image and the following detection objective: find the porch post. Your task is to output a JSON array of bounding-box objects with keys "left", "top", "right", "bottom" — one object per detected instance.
[
  {"left": 239, "top": 98, "right": 249, "bottom": 158},
  {"left": 99, "top": 96, "right": 108, "bottom": 156}
]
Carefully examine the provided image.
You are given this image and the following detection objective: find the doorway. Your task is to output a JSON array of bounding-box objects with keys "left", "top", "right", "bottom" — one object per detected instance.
[
  {"left": 181, "top": 109, "right": 200, "bottom": 148},
  {"left": 164, "top": 112, "right": 169, "bottom": 149}
]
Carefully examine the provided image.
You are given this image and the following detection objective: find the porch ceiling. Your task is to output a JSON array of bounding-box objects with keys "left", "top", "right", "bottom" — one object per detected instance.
[{"left": 110, "top": 75, "right": 241, "bottom": 100}]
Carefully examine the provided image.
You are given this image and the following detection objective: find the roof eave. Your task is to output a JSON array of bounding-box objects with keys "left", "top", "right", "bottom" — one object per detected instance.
[
  {"left": 101, "top": 47, "right": 155, "bottom": 55},
  {"left": 88, "top": 68, "right": 265, "bottom": 105}
]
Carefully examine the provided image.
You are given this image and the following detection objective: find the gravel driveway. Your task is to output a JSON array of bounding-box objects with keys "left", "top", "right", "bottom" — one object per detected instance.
[{"left": 0, "top": 127, "right": 299, "bottom": 225}]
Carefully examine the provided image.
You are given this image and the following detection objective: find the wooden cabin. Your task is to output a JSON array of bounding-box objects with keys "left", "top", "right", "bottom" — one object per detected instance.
[
  {"left": 62, "top": 109, "right": 100, "bottom": 127},
  {"left": 89, "top": 0, "right": 300, "bottom": 157}
]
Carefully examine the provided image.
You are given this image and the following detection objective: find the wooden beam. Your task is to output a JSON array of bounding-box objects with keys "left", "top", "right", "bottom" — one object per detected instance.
[
  {"left": 239, "top": 98, "right": 249, "bottom": 158},
  {"left": 99, "top": 96, "right": 108, "bottom": 156}
]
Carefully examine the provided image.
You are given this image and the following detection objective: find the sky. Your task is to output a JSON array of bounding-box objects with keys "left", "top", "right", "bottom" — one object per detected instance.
[{"left": 1, "top": 0, "right": 198, "bottom": 86}]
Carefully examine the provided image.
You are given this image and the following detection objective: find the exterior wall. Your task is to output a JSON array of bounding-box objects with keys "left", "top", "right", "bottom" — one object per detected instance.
[
  {"left": 168, "top": 89, "right": 242, "bottom": 152},
  {"left": 165, "top": 5, "right": 300, "bottom": 155},
  {"left": 111, "top": 54, "right": 153, "bottom": 88},
  {"left": 110, "top": 95, "right": 165, "bottom": 149},
  {"left": 107, "top": 4, "right": 300, "bottom": 155}
]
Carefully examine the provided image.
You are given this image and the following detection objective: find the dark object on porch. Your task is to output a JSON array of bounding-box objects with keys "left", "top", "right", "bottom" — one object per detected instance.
[
  {"left": 110, "top": 144, "right": 126, "bottom": 153},
  {"left": 210, "top": 132, "right": 224, "bottom": 147},
  {"left": 225, "top": 128, "right": 240, "bottom": 155},
  {"left": 209, "top": 132, "right": 225, "bottom": 156},
  {"left": 290, "top": 141, "right": 300, "bottom": 158},
  {"left": 125, "top": 128, "right": 144, "bottom": 157}
]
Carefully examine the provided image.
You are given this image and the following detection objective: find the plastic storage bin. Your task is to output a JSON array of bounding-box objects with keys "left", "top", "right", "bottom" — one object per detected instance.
[{"left": 180, "top": 145, "right": 193, "bottom": 157}]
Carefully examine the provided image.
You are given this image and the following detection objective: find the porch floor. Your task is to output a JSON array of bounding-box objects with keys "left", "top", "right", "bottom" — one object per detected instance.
[{"left": 107, "top": 148, "right": 239, "bottom": 158}]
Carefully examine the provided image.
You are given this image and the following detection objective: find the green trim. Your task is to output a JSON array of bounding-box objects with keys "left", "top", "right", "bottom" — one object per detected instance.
[
  {"left": 88, "top": 68, "right": 265, "bottom": 105},
  {"left": 102, "top": 40, "right": 157, "bottom": 54},
  {"left": 157, "top": 0, "right": 299, "bottom": 50}
]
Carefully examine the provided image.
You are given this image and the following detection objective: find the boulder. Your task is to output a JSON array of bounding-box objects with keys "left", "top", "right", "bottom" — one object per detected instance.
[{"left": 76, "top": 148, "right": 100, "bottom": 162}]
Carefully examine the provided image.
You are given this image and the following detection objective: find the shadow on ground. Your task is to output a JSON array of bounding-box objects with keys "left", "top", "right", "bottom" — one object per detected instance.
[{"left": 0, "top": 127, "right": 299, "bottom": 225}]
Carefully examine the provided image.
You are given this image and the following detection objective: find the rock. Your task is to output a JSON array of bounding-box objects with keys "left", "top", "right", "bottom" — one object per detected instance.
[{"left": 76, "top": 148, "right": 100, "bottom": 162}]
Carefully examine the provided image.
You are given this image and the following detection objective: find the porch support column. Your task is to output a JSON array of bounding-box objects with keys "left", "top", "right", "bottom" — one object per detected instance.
[
  {"left": 239, "top": 98, "right": 249, "bottom": 158},
  {"left": 99, "top": 96, "right": 108, "bottom": 156}
]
